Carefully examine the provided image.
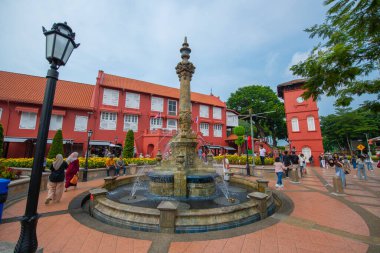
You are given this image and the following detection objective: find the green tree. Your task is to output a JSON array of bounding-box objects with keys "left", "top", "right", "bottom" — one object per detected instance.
[
  {"left": 291, "top": 0, "right": 380, "bottom": 112},
  {"left": 123, "top": 130, "right": 135, "bottom": 158},
  {"left": 320, "top": 107, "right": 380, "bottom": 152},
  {"left": 0, "top": 124, "right": 4, "bottom": 158},
  {"left": 233, "top": 126, "right": 245, "bottom": 155},
  {"left": 47, "top": 130, "right": 64, "bottom": 159},
  {"left": 227, "top": 85, "right": 287, "bottom": 146}
]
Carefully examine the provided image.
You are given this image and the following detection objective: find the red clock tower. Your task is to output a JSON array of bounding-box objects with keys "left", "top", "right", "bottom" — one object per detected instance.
[{"left": 277, "top": 79, "right": 324, "bottom": 166}]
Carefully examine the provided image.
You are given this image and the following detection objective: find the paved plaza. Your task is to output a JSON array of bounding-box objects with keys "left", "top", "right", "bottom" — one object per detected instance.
[{"left": 1, "top": 166, "right": 379, "bottom": 253}]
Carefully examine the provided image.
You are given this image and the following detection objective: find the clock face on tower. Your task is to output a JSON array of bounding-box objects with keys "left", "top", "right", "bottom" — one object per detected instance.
[{"left": 296, "top": 96, "right": 304, "bottom": 103}]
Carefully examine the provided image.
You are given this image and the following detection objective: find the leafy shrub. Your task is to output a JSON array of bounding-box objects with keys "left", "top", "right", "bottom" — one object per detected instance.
[
  {"left": 0, "top": 166, "right": 21, "bottom": 180},
  {"left": 214, "top": 155, "right": 274, "bottom": 165},
  {"left": 47, "top": 130, "right": 64, "bottom": 159},
  {"left": 123, "top": 130, "right": 134, "bottom": 158}
]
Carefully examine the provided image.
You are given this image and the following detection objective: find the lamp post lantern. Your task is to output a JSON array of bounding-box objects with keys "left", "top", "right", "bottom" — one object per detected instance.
[
  {"left": 245, "top": 135, "right": 251, "bottom": 176},
  {"left": 83, "top": 130, "right": 93, "bottom": 182},
  {"left": 15, "top": 22, "right": 79, "bottom": 253}
]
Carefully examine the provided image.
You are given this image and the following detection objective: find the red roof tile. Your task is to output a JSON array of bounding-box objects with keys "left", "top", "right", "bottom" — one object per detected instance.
[
  {"left": 0, "top": 71, "right": 94, "bottom": 110},
  {"left": 101, "top": 73, "right": 226, "bottom": 107}
]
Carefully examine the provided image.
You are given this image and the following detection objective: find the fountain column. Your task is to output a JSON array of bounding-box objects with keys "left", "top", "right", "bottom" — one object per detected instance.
[{"left": 172, "top": 37, "right": 198, "bottom": 197}]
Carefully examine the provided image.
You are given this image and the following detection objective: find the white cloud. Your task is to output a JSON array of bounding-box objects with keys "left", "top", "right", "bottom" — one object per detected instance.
[{"left": 285, "top": 51, "right": 310, "bottom": 78}]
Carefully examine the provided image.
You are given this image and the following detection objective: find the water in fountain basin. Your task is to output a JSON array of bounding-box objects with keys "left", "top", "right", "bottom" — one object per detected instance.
[
  {"left": 130, "top": 165, "right": 147, "bottom": 197},
  {"left": 214, "top": 163, "right": 230, "bottom": 199}
]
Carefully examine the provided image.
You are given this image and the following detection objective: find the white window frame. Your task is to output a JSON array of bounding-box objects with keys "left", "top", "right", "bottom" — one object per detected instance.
[
  {"left": 74, "top": 115, "right": 88, "bottom": 132},
  {"left": 150, "top": 117, "right": 163, "bottom": 130},
  {"left": 168, "top": 100, "right": 177, "bottom": 116},
  {"left": 49, "top": 115, "right": 63, "bottom": 131},
  {"left": 200, "top": 105, "right": 209, "bottom": 118},
  {"left": 19, "top": 112, "right": 37, "bottom": 130},
  {"left": 100, "top": 112, "right": 117, "bottom": 130},
  {"left": 167, "top": 119, "right": 177, "bottom": 130},
  {"left": 102, "top": 88, "right": 119, "bottom": 106},
  {"left": 213, "top": 107, "right": 222, "bottom": 120},
  {"left": 125, "top": 92, "right": 140, "bottom": 109},
  {"left": 200, "top": 123, "right": 209, "bottom": 136},
  {"left": 213, "top": 124, "right": 222, "bottom": 137},
  {"left": 151, "top": 96, "right": 164, "bottom": 112},
  {"left": 307, "top": 116, "right": 316, "bottom": 131},
  {"left": 0, "top": 108, "right": 2, "bottom": 120},
  {"left": 124, "top": 114, "right": 139, "bottom": 132},
  {"left": 291, "top": 117, "right": 299, "bottom": 132}
]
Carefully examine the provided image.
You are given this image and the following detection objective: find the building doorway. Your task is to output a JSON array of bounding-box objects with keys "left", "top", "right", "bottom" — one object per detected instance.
[
  {"left": 302, "top": 147, "right": 312, "bottom": 163},
  {"left": 147, "top": 144, "right": 154, "bottom": 157}
]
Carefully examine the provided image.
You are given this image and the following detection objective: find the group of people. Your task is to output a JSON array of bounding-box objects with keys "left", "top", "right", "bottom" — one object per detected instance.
[
  {"left": 45, "top": 152, "right": 80, "bottom": 205},
  {"left": 105, "top": 154, "right": 127, "bottom": 176}
]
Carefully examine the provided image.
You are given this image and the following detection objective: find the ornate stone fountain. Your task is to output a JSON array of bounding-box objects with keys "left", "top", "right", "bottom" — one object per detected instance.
[{"left": 86, "top": 38, "right": 279, "bottom": 234}]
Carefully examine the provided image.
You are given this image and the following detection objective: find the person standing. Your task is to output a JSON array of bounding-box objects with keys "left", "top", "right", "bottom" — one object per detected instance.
[
  {"left": 283, "top": 151, "right": 291, "bottom": 178},
  {"left": 309, "top": 155, "right": 314, "bottom": 166},
  {"left": 222, "top": 154, "right": 230, "bottom": 181},
  {"left": 290, "top": 151, "right": 300, "bottom": 178},
  {"left": 45, "top": 154, "right": 68, "bottom": 204},
  {"left": 274, "top": 157, "right": 286, "bottom": 188},
  {"left": 65, "top": 152, "right": 80, "bottom": 192},
  {"left": 357, "top": 155, "right": 367, "bottom": 180},
  {"left": 299, "top": 153, "right": 306, "bottom": 177},
  {"left": 351, "top": 155, "right": 357, "bottom": 177},
  {"left": 319, "top": 154, "right": 324, "bottom": 168},
  {"left": 333, "top": 154, "right": 346, "bottom": 187},
  {"left": 259, "top": 145, "right": 266, "bottom": 168},
  {"left": 364, "top": 155, "right": 374, "bottom": 175}
]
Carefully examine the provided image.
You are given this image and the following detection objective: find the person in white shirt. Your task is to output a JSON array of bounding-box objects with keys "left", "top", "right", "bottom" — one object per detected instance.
[{"left": 259, "top": 145, "right": 266, "bottom": 167}]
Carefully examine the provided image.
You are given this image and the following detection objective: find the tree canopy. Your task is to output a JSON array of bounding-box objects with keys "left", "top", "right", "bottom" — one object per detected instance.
[
  {"left": 123, "top": 130, "right": 135, "bottom": 158},
  {"left": 47, "top": 130, "right": 64, "bottom": 159},
  {"left": 290, "top": 0, "right": 380, "bottom": 112},
  {"left": 227, "top": 85, "right": 287, "bottom": 146},
  {"left": 320, "top": 107, "right": 380, "bottom": 152}
]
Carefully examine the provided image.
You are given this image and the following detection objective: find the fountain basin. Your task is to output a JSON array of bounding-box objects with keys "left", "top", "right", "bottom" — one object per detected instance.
[{"left": 89, "top": 175, "right": 279, "bottom": 233}]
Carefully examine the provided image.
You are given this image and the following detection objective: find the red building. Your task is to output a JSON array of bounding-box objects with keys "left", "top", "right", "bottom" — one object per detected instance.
[
  {"left": 277, "top": 79, "right": 324, "bottom": 165},
  {"left": 0, "top": 70, "right": 233, "bottom": 158}
]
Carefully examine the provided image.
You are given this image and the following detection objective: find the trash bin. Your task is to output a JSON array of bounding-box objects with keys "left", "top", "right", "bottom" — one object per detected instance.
[{"left": 0, "top": 178, "right": 11, "bottom": 223}]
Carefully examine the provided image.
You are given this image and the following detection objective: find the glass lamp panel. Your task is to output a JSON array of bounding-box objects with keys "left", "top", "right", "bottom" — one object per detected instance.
[
  {"left": 53, "top": 34, "right": 69, "bottom": 61},
  {"left": 62, "top": 41, "right": 74, "bottom": 65},
  {"left": 45, "top": 33, "right": 55, "bottom": 60},
  {"left": 58, "top": 26, "right": 71, "bottom": 36}
]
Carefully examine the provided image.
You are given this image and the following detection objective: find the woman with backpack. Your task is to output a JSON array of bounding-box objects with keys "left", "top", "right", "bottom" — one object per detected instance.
[{"left": 45, "top": 154, "right": 68, "bottom": 204}]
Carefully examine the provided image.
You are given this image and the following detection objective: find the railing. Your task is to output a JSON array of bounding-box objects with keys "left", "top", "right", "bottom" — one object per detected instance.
[{"left": 144, "top": 128, "right": 177, "bottom": 136}]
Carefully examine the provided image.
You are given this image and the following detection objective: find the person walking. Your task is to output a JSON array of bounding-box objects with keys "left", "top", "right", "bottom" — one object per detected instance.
[
  {"left": 259, "top": 144, "right": 266, "bottom": 168},
  {"left": 365, "top": 155, "right": 374, "bottom": 176},
  {"left": 299, "top": 153, "right": 307, "bottom": 177},
  {"left": 65, "top": 152, "right": 80, "bottom": 192},
  {"left": 351, "top": 155, "right": 357, "bottom": 178},
  {"left": 222, "top": 154, "right": 230, "bottom": 181},
  {"left": 45, "top": 154, "right": 68, "bottom": 204},
  {"left": 319, "top": 153, "right": 324, "bottom": 168},
  {"left": 357, "top": 155, "right": 367, "bottom": 180},
  {"left": 274, "top": 157, "right": 286, "bottom": 189},
  {"left": 333, "top": 154, "right": 346, "bottom": 187},
  {"left": 283, "top": 151, "right": 291, "bottom": 178},
  {"left": 116, "top": 155, "right": 126, "bottom": 176}
]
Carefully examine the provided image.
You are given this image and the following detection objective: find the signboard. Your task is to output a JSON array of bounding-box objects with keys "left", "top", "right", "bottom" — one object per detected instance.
[{"left": 357, "top": 144, "right": 365, "bottom": 151}]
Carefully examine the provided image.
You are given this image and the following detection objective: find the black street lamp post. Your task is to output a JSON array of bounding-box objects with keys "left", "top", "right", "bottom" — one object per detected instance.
[
  {"left": 15, "top": 22, "right": 79, "bottom": 253},
  {"left": 245, "top": 136, "right": 250, "bottom": 176},
  {"left": 83, "top": 130, "right": 93, "bottom": 182}
]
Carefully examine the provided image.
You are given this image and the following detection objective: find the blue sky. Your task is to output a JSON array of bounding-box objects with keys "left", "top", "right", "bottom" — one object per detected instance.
[{"left": 0, "top": 0, "right": 374, "bottom": 116}]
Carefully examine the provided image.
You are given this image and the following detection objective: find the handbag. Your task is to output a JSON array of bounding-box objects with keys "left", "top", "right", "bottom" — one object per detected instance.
[
  {"left": 70, "top": 174, "right": 78, "bottom": 184},
  {"left": 343, "top": 164, "right": 351, "bottom": 174}
]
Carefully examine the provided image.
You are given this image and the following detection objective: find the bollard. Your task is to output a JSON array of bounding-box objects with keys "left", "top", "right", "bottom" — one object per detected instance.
[
  {"left": 0, "top": 179, "right": 11, "bottom": 223},
  {"left": 332, "top": 175, "right": 344, "bottom": 195},
  {"left": 256, "top": 179, "right": 269, "bottom": 193},
  {"left": 103, "top": 176, "right": 117, "bottom": 190},
  {"left": 289, "top": 165, "right": 300, "bottom": 184},
  {"left": 157, "top": 201, "right": 179, "bottom": 233},
  {"left": 248, "top": 192, "right": 268, "bottom": 219}
]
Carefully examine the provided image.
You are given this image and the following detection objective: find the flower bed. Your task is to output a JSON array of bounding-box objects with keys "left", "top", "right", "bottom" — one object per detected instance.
[
  {"left": 214, "top": 155, "right": 274, "bottom": 165},
  {"left": 0, "top": 157, "right": 157, "bottom": 170}
]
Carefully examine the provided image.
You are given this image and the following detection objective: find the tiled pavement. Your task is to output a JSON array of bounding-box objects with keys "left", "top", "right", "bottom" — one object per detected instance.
[{"left": 1, "top": 166, "right": 379, "bottom": 253}]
